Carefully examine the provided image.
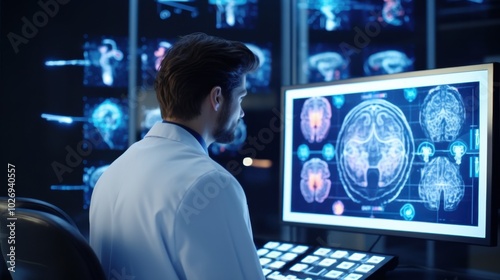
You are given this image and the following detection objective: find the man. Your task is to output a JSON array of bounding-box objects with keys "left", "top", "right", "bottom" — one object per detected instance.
[{"left": 89, "top": 32, "right": 265, "bottom": 280}]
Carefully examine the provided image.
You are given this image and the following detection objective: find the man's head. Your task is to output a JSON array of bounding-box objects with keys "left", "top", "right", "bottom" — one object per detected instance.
[{"left": 154, "top": 32, "right": 260, "bottom": 122}]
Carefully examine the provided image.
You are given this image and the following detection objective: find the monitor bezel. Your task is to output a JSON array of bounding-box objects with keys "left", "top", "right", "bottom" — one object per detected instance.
[{"left": 279, "top": 63, "right": 499, "bottom": 246}]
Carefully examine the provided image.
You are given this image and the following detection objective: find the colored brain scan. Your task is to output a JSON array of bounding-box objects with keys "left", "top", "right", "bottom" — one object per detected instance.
[
  {"left": 336, "top": 99, "right": 414, "bottom": 205},
  {"left": 300, "top": 96, "right": 333, "bottom": 143},
  {"left": 300, "top": 158, "right": 332, "bottom": 203}
]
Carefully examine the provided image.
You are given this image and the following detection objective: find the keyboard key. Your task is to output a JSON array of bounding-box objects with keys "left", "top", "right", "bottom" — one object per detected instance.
[
  {"left": 291, "top": 245, "right": 309, "bottom": 254},
  {"left": 257, "top": 248, "right": 269, "bottom": 256},
  {"left": 280, "top": 252, "right": 298, "bottom": 261},
  {"left": 276, "top": 243, "right": 294, "bottom": 251},
  {"left": 330, "top": 250, "right": 349, "bottom": 259},
  {"left": 289, "top": 263, "right": 309, "bottom": 272},
  {"left": 317, "top": 258, "right": 337, "bottom": 267},
  {"left": 313, "top": 248, "right": 332, "bottom": 256},
  {"left": 300, "top": 255, "right": 320, "bottom": 264},
  {"left": 268, "top": 260, "right": 287, "bottom": 270},
  {"left": 262, "top": 268, "right": 273, "bottom": 276},
  {"left": 260, "top": 257, "right": 272, "bottom": 266},
  {"left": 355, "top": 264, "right": 375, "bottom": 273},
  {"left": 265, "top": 251, "right": 283, "bottom": 259},
  {"left": 366, "top": 255, "right": 385, "bottom": 264},
  {"left": 336, "top": 261, "right": 355, "bottom": 270},
  {"left": 263, "top": 241, "right": 280, "bottom": 249},
  {"left": 348, "top": 253, "right": 366, "bottom": 261},
  {"left": 323, "top": 270, "right": 344, "bottom": 279}
]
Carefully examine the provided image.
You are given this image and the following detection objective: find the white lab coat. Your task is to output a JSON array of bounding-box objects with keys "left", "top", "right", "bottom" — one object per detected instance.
[{"left": 89, "top": 122, "right": 265, "bottom": 280}]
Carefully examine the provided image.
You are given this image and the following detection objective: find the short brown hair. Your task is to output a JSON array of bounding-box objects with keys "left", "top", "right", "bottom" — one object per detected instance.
[{"left": 154, "top": 32, "right": 260, "bottom": 120}]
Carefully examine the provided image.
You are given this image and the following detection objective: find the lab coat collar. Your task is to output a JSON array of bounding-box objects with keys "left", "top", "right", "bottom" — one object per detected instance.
[{"left": 145, "top": 122, "right": 208, "bottom": 154}]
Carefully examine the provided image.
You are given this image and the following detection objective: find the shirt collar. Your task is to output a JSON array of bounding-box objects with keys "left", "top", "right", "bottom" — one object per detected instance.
[{"left": 162, "top": 120, "right": 208, "bottom": 153}]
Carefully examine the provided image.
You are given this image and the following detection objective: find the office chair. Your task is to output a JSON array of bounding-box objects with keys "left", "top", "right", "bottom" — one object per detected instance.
[
  {"left": 0, "top": 196, "right": 78, "bottom": 228},
  {"left": 0, "top": 202, "right": 106, "bottom": 280}
]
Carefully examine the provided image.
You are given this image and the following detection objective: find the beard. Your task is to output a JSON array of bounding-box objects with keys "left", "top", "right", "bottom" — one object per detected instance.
[{"left": 213, "top": 103, "right": 238, "bottom": 144}]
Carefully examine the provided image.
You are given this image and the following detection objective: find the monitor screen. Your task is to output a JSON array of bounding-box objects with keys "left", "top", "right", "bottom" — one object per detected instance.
[{"left": 280, "top": 63, "right": 498, "bottom": 246}]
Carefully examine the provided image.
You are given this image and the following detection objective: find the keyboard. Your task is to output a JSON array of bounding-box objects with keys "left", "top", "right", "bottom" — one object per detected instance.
[{"left": 255, "top": 240, "right": 398, "bottom": 280}]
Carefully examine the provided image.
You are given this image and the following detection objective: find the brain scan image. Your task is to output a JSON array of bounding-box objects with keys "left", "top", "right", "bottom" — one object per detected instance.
[
  {"left": 420, "top": 85, "right": 466, "bottom": 143},
  {"left": 44, "top": 36, "right": 128, "bottom": 88},
  {"left": 309, "top": 51, "right": 348, "bottom": 82},
  {"left": 83, "top": 97, "right": 129, "bottom": 151},
  {"left": 449, "top": 140, "right": 467, "bottom": 165},
  {"left": 140, "top": 38, "right": 176, "bottom": 87},
  {"left": 306, "top": 0, "right": 351, "bottom": 31},
  {"left": 300, "top": 158, "right": 332, "bottom": 203},
  {"left": 244, "top": 43, "right": 272, "bottom": 92},
  {"left": 300, "top": 96, "right": 333, "bottom": 143},
  {"left": 208, "top": 0, "right": 258, "bottom": 29},
  {"left": 140, "top": 107, "right": 162, "bottom": 138},
  {"left": 417, "top": 141, "right": 435, "bottom": 163},
  {"left": 364, "top": 50, "right": 414, "bottom": 76},
  {"left": 336, "top": 98, "right": 414, "bottom": 205},
  {"left": 418, "top": 156, "right": 465, "bottom": 211},
  {"left": 379, "top": 0, "right": 407, "bottom": 26}
]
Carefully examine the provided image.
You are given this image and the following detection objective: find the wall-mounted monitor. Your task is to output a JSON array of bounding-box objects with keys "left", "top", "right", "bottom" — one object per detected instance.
[{"left": 280, "top": 63, "right": 499, "bottom": 246}]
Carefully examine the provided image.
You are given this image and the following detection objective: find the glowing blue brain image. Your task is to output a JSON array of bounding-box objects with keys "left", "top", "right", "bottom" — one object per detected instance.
[
  {"left": 418, "top": 156, "right": 464, "bottom": 211},
  {"left": 91, "top": 99, "right": 124, "bottom": 149},
  {"left": 300, "top": 96, "right": 332, "bottom": 143},
  {"left": 309, "top": 52, "right": 346, "bottom": 81},
  {"left": 420, "top": 85, "right": 465, "bottom": 142},
  {"left": 300, "top": 158, "right": 331, "bottom": 203},
  {"left": 336, "top": 99, "right": 415, "bottom": 205},
  {"left": 364, "top": 50, "right": 413, "bottom": 76},
  {"left": 381, "top": 0, "right": 407, "bottom": 26}
]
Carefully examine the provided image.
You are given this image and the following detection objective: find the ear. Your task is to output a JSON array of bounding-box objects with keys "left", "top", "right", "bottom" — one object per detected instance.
[{"left": 209, "top": 86, "right": 222, "bottom": 112}]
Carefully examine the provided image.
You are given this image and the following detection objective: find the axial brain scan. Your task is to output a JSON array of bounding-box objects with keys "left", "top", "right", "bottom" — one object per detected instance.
[
  {"left": 418, "top": 156, "right": 464, "bottom": 211},
  {"left": 300, "top": 158, "right": 332, "bottom": 203},
  {"left": 420, "top": 85, "right": 466, "bottom": 142},
  {"left": 336, "top": 99, "right": 414, "bottom": 205},
  {"left": 300, "top": 96, "right": 333, "bottom": 143}
]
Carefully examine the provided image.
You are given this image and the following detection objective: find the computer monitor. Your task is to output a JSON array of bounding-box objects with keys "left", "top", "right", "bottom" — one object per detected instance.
[{"left": 280, "top": 63, "right": 499, "bottom": 246}]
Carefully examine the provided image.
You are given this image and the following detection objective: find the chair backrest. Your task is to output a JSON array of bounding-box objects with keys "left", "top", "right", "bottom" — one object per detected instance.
[
  {"left": 0, "top": 199, "right": 106, "bottom": 280},
  {"left": 0, "top": 196, "right": 78, "bottom": 228}
]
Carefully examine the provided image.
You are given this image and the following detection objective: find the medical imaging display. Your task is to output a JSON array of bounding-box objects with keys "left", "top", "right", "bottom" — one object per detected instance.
[
  {"left": 82, "top": 97, "right": 129, "bottom": 150},
  {"left": 285, "top": 80, "right": 483, "bottom": 228},
  {"left": 308, "top": 43, "right": 350, "bottom": 83},
  {"left": 363, "top": 47, "right": 414, "bottom": 76},
  {"left": 44, "top": 36, "right": 128, "bottom": 88},
  {"left": 208, "top": 0, "right": 259, "bottom": 29},
  {"left": 139, "top": 37, "right": 175, "bottom": 87},
  {"left": 244, "top": 42, "right": 273, "bottom": 92},
  {"left": 306, "top": 0, "right": 414, "bottom": 31},
  {"left": 51, "top": 161, "right": 110, "bottom": 209},
  {"left": 139, "top": 106, "right": 162, "bottom": 138}
]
